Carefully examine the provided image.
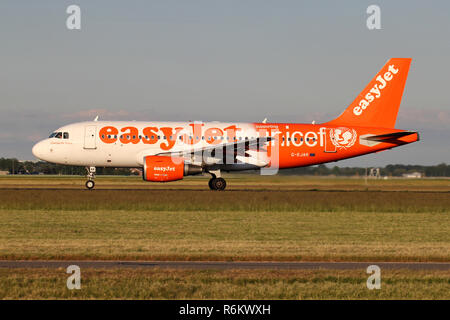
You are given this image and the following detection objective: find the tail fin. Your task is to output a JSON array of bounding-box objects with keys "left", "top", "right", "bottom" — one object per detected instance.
[{"left": 325, "top": 58, "right": 412, "bottom": 128}]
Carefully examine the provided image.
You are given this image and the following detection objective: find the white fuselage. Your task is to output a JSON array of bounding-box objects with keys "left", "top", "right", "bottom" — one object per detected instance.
[{"left": 32, "top": 121, "right": 260, "bottom": 167}]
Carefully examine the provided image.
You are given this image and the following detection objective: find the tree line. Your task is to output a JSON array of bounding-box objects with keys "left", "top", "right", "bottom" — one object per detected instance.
[
  {"left": 0, "top": 158, "right": 136, "bottom": 176},
  {"left": 278, "top": 163, "right": 450, "bottom": 177},
  {"left": 0, "top": 157, "right": 449, "bottom": 177}
]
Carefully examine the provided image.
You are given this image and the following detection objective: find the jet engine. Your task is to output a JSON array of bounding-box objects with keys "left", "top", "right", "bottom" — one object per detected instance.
[{"left": 143, "top": 156, "right": 202, "bottom": 182}]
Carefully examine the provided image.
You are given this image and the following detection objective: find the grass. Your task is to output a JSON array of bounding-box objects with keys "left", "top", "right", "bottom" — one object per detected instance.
[
  {"left": 0, "top": 189, "right": 449, "bottom": 213},
  {"left": 0, "top": 175, "right": 449, "bottom": 191},
  {"left": 1, "top": 268, "right": 449, "bottom": 299},
  {"left": 0, "top": 209, "right": 448, "bottom": 261}
]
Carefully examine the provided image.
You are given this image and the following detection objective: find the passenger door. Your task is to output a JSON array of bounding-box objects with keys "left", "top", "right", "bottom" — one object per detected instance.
[{"left": 84, "top": 125, "right": 97, "bottom": 149}]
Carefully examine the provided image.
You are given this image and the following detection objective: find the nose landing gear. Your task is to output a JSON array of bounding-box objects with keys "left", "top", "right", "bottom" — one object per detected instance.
[
  {"left": 207, "top": 170, "right": 226, "bottom": 191},
  {"left": 85, "top": 180, "right": 95, "bottom": 190},
  {"left": 85, "top": 166, "right": 96, "bottom": 190}
]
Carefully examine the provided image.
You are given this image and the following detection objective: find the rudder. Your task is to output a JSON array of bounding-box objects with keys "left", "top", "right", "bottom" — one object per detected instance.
[{"left": 325, "top": 58, "right": 412, "bottom": 128}]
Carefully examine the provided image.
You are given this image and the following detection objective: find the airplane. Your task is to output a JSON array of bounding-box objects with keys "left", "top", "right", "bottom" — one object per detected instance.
[{"left": 32, "top": 58, "right": 419, "bottom": 190}]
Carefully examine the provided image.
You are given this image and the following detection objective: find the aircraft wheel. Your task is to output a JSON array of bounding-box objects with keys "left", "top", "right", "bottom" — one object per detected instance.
[
  {"left": 85, "top": 180, "right": 95, "bottom": 190},
  {"left": 208, "top": 178, "right": 214, "bottom": 190},
  {"left": 209, "top": 177, "right": 226, "bottom": 191}
]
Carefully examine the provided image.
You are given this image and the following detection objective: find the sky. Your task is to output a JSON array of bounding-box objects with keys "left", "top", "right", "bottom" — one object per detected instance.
[{"left": 0, "top": 0, "right": 449, "bottom": 166}]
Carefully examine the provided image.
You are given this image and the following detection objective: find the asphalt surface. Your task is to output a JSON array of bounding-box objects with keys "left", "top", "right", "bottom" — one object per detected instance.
[{"left": 0, "top": 260, "right": 449, "bottom": 270}]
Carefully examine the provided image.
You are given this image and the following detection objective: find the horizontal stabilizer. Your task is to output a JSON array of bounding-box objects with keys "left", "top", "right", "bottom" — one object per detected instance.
[{"left": 364, "top": 131, "right": 418, "bottom": 142}]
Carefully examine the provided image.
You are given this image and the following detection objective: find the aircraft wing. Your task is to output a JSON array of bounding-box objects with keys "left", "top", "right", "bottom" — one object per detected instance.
[{"left": 153, "top": 136, "right": 275, "bottom": 167}]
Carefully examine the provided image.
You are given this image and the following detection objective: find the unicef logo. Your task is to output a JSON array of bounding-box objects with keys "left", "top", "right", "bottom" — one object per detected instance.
[{"left": 330, "top": 127, "right": 357, "bottom": 149}]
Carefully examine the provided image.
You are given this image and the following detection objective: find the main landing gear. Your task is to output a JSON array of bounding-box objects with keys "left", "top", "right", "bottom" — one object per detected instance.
[
  {"left": 85, "top": 166, "right": 96, "bottom": 190},
  {"left": 208, "top": 170, "right": 226, "bottom": 191}
]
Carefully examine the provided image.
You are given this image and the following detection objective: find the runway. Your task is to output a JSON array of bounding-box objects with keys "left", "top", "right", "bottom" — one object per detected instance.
[{"left": 1, "top": 260, "right": 449, "bottom": 270}]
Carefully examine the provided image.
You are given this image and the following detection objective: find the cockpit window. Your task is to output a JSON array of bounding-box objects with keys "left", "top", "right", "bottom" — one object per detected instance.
[{"left": 49, "top": 131, "right": 69, "bottom": 139}]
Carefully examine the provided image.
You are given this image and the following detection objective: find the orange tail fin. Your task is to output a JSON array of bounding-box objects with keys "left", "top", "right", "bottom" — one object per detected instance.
[{"left": 325, "top": 58, "right": 412, "bottom": 128}]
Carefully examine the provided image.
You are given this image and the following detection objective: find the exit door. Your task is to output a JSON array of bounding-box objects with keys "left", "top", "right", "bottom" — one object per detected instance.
[{"left": 84, "top": 126, "right": 97, "bottom": 149}]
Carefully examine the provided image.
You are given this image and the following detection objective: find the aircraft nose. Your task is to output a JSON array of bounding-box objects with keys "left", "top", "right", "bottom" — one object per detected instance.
[{"left": 32, "top": 141, "right": 47, "bottom": 160}]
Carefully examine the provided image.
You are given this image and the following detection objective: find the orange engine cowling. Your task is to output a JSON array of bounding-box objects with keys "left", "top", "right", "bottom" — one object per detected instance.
[
  {"left": 143, "top": 156, "right": 185, "bottom": 182},
  {"left": 142, "top": 156, "right": 203, "bottom": 182}
]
